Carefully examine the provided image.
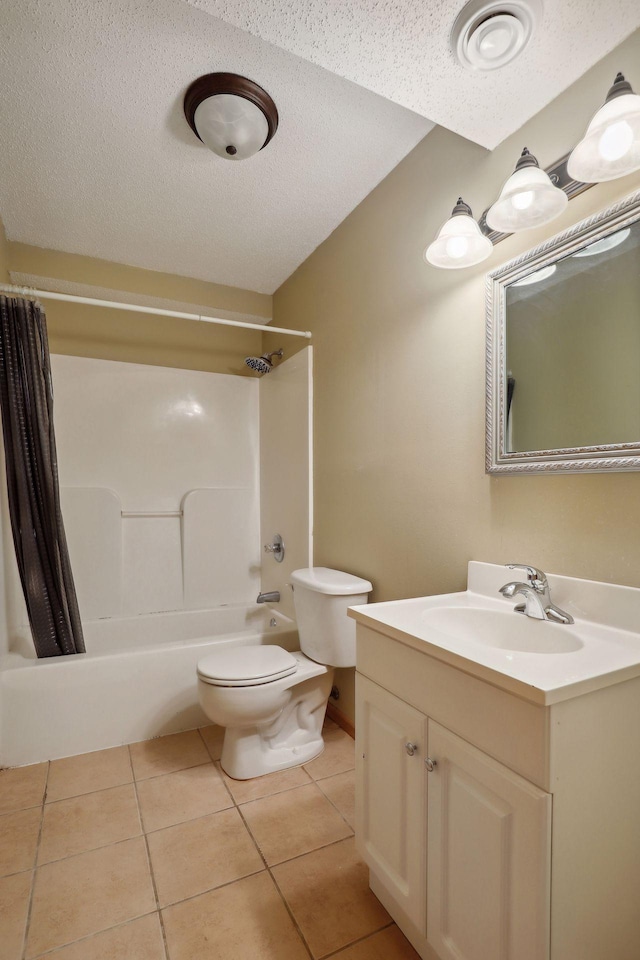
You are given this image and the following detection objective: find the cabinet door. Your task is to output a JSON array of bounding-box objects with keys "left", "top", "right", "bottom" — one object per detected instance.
[
  {"left": 427, "top": 721, "right": 551, "bottom": 960},
  {"left": 355, "top": 674, "right": 427, "bottom": 933}
]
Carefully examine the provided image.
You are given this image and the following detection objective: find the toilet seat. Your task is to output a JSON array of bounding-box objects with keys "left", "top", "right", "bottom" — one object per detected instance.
[{"left": 197, "top": 644, "right": 298, "bottom": 687}]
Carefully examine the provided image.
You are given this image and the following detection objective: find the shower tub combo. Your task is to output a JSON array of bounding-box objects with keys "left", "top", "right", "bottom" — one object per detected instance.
[{"left": 0, "top": 604, "right": 296, "bottom": 767}]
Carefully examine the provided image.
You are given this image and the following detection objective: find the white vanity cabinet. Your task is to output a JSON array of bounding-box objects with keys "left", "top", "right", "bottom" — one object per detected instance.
[
  {"left": 356, "top": 673, "right": 550, "bottom": 960},
  {"left": 353, "top": 606, "right": 640, "bottom": 960}
]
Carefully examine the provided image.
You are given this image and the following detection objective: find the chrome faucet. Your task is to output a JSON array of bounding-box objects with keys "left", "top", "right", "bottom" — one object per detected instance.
[
  {"left": 257, "top": 591, "right": 280, "bottom": 604},
  {"left": 499, "top": 564, "right": 574, "bottom": 624}
]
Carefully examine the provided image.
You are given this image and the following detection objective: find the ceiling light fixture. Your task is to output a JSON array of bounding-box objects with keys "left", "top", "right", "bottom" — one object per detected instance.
[
  {"left": 184, "top": 73, "right": 278, "bottom": 161},
  {"left": 486, "top": 148, "right": 568, "bottom": 232},
  {"left": 568, "top": 73, "right": 640, "bottom": 183},
  {"left": 424, "top": 198, "right": 493, "bottom": 269},
  {"left": 451, "top": 0, "right": 542, "bottom": 72}
]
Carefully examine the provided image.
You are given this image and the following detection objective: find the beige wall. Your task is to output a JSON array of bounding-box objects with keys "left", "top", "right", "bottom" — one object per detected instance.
[
  {"left": 271, "top": 30, "right": 640, "bottom": 722},
  {"left": 6, "top": 244, "right": 271, "bottom": 373}
]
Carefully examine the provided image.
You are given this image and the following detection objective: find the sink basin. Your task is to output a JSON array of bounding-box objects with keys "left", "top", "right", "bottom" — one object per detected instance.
[
  {"left": 420, "top": 606, "right": 584, "bottom": 654},
  {"left": 348, "top": 562, "right": 640, "bottom": 704}
]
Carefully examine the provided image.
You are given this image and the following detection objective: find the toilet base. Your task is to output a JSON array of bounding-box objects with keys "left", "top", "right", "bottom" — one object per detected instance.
[
  {"left": 221, "top": 727, "right": 324, "bottom": 780},
  {"left": 220, "top": 667, "right": 333, "bottom": 780}
]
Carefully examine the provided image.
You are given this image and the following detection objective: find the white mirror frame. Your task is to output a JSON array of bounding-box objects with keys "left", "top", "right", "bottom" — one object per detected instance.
[{"left": 486, "top": 188, "right": 640, "bottom": 474}]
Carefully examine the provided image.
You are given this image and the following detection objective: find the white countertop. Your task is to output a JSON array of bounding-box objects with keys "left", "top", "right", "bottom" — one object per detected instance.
[{"left": 349, "top": 562, "right": 640, "bottom": 705}]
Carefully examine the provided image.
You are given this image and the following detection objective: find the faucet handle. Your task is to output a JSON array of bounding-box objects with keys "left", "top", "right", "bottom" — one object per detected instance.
[{"left": 506, "top": 563, "right": 548, "bottom": 588}]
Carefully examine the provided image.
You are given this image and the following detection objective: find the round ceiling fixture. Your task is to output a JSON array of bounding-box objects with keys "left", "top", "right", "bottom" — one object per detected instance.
[
  {"left": 451, "top": 0, "right": 542, "bottom": 71},
  {"left": 184, "top": 73, "right": 278, "bottom": 161}
]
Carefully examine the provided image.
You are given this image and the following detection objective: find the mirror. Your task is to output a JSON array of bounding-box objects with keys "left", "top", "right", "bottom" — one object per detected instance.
[{"left": 486, "top": 189, "right": 640, "bottom": 473}]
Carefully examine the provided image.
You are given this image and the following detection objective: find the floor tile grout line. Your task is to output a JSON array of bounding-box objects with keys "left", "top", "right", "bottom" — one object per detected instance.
[
  {"left": 43, "top": 774, "right": 139, "bottom": 806},
  {"left": 319, "top": 920, "right": 396, "bottom": 960},
  {"left": 141, "top": 800, "right": 235, "bottom": 838},
  {"left": 128, "top": 744, "right": 171, "bottom": 960},
  {"left": 21, "top": 761, "right": 49, "bottom": 960},
  {"left": 314, "top": 778, "right": 356, "bottom": 833},
  {"left": 267, "top": 832, "right": 355, "bottom": 870},
  {"left": 232, "top": 799, "right": 315, "bottom": 960},
  {"left": 132, "top": 759, "right": 214, "bottom": 784},
  {"left": 234, "top": 777, "right": 323, "bottom": 810},
  {"left": 27, "top": 910, "right": 162, "bottom": 960},
  {"left": 0, "top": 802, "right": 46, "bottom": 819},
  {"left": 157, "top": 866, "right": 267, "bottom": 913},
  {"left": 267, "top": 867, "right": 315, "bottom": 960}
]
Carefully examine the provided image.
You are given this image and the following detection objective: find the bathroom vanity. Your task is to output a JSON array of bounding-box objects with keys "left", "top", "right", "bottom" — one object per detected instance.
[{"left": 349, "top": 562, "right": 640, "bottom": 960}]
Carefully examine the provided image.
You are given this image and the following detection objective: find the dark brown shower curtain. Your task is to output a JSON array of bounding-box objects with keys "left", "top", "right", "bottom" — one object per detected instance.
[{"left": 0, "top": 295, "right": 85, "bottom": 656}]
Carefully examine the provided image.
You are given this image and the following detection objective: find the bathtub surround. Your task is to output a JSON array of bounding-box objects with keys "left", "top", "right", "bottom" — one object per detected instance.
[
  {"left": 2, "top": 355, "right": 261, "bottom": 637},
  {"left": 259, "top": 347, "right": 314, "bottom": 621},
  {"left": 0, "top": 298, "right": 84, "bottom": 657},
  {"left": 0, "top": 349, "right": 313, "bottom": 765},
  {"left": 266, "top": 29, "right": 640, "bottom": 725}
]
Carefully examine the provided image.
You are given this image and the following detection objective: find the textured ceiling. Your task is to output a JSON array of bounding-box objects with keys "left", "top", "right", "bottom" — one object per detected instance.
[
  {"left": 0, "top": 0, "right": 432, "bottom": 294},
  {"left": 185, "top": 0, "right": 640, "bottom": 150}
]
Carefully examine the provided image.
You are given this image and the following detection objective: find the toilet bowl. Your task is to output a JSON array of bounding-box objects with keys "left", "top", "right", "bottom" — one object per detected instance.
[{"left": 196, "top": 567, "right": 372, "bottom": 780}]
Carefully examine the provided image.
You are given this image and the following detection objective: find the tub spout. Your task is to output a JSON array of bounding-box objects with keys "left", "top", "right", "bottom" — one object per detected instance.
[{"left": 257, "top": 591, "right": 280, "bottom": 603}]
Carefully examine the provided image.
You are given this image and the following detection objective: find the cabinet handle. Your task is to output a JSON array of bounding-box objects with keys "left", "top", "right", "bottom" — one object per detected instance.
[
  {"left": 405, "top": 742, "right": 418, "bottom": 756},
  {"left": 424, "top": 757, "right": 437, "bottom": 772}
]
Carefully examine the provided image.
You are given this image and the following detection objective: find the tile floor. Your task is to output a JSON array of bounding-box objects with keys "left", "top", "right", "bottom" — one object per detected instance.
[{"left": 0, "top": 718, "right": 420, "bottom": 960}]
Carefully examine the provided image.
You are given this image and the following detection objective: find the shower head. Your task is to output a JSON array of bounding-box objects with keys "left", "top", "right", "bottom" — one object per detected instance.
[{"left": 244, "top": 349, "right": 283, "bottom": 375}]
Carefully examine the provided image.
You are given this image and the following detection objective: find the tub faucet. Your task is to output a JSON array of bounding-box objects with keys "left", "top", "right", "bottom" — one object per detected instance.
[
  {"left": 257, "top": 591, "right": 280, "bottom": 604},
  {"left": 499, "top": 564, "right": 574, "bottom": 624}
]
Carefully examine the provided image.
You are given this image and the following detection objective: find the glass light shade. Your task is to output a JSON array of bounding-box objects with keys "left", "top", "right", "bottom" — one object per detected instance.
[
  {"left": 486, "top": 163, "right": 568, "bottom": 232},
  {"left": 424, "top": 200, "right": 493, "bottom": 269},
  {"left": 194, "top": 94, "right": 269, "bottom": 161},
  {"left": 568, "top": 93, "right": 640, "bottom": 183}
]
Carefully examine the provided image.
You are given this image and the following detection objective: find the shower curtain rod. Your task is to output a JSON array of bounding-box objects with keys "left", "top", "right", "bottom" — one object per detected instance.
[{"left": 0, "top": 283, "right": 312, "bottom": 339}]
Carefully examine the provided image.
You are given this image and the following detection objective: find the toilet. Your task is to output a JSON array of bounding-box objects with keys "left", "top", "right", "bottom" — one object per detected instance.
[{"left": 197, "top": 567, "right": 372, "bottom": 780}]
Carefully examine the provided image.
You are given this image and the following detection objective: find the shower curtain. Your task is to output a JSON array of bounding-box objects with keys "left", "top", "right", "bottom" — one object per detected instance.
[{"left": 0, "top": 295, "right": 84, "bottom": 656}]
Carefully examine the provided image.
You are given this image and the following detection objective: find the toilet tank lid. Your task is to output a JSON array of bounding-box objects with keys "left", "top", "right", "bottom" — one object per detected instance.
[{"left": 291, "top": 567, "right": 373, "bottom": 596}]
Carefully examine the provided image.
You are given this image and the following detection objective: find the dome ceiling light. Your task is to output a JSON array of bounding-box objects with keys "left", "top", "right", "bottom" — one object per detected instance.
[
  {"left": 451, "top": 0, "right": 542, "bottom": 72},
  {"left": 184, "top": 73, "right": 279, "bottom": 161}
]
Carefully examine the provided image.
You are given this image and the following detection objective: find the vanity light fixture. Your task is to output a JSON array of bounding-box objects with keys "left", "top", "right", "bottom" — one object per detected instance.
[
  {"left": 424, "top": 198, "right": 493, "bottom": 269},
  {"left": 425, "top": 70, "right": 638, "bottom": 269},
  {"left": 568, "top": 74, "right": 640, "bottom": 183},
  {"left": 486, "top": 148, "right": 568, "bottom": 232},
  {"left": 184, "top": 73, "right": 278, "bottom": 161}
]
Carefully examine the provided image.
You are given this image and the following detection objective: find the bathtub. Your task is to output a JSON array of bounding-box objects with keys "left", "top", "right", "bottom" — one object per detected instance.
[{"left": 0, "top": 605, "right": 298, "bottom": 767}]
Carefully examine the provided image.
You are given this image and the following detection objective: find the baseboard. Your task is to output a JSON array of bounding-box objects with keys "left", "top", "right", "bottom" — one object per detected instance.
[{"left": 326, "top": 701, "right": 355, "bottom": 739}]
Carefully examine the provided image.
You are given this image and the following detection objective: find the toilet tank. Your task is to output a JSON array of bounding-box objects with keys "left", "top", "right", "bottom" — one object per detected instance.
[{"left": 290, "top": 567, "right": 373, "bottom": 668}]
